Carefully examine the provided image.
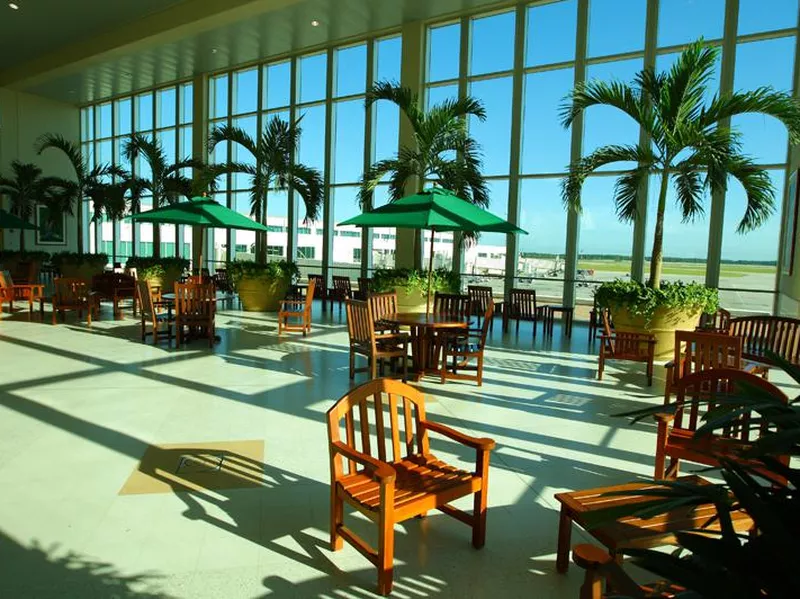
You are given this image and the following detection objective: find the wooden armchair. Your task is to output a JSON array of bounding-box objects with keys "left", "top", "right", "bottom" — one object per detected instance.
[
  {"left": 212, "top": 268, "right": 232, "bottom": 293},
  {"left": 345, "top": 299, "right": 408, "bottom": 382},
  {"left": 665, "top": 330, "right": 743, "bottom": 399},
  {"left": 598, "top": 309, "right": 656, "bottom": 386},
  {"left": 467, "top": 285, "right": 496, "bottom": 332},
  {"left": 440, "top": 300, "right": 493, "bottom": 386},
  {"left": 136, "top": 279, "right": 173, "bottom": 344},
  {"left": 52, "top": 278, "right": 99, "bottom": 325},
  {"left": 507, "top": 288, "right": 538, "bottom": 337},
  {"left": 174, "top": 282, "right": 215, "bottom": 348},
  {"left": 697, "top": 307, "right": 731, "bottom": 333},
  {"left": 654, "top": 368, "right": 789, "bottom": 480},
  {"left": 0, "top": 270, "right": 44, "bottom": 320},
  {"left": 573, "top": 544, "right": 684, "bottom": 599},
  {"left": 91, "top": 272, "right": 137, "bottom": 319},
  {"left": 433, "top": 292, "right": 471, "bottom": 319},
  {"left": 278, "top": 278, "right": 315, "bottom": 337},
  {"left": 368, "top": 291, "right": 400, "bottom": 334},
  {"left": 327, "top": 378, "right": 495, "bottom": 595},
  {"left": 332, "top": 275, "right": 353, "bottom": 314}
]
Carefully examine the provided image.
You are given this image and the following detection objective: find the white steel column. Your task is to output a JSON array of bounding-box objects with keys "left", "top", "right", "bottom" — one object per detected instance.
[
  {"left": 452, "top": 15, "right": 471, "bottom": 279},
  {"left": 361, "top": 39, "right": 376, "bottom": 278},
  {"left": 322, "top": 48, "right": 335, "bottom": 287},
  {"left": 191, "top": 74, "right": 208, "bottom": 271}
]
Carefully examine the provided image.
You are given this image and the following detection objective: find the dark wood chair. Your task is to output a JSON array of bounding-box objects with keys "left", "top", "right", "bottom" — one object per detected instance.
[
  {"left": 136, "top": 279, "right": 173, "bottom": 345},
  {"left": 664, "top": 330, "right": 743, "bottom": 399},
  {"left": 598, "top": 309, "right": 656, "bottom": 386},
  {"left": 0, "top": 270, "right": 44, "bottom": 320},
  {"left": 307, "top": 274, "right": 329, "bottom": 308},
  {"left": 91, "top": 272, "right": 137, "bottom": 319},
  {"left": 440, "top": 300, "right": 493, "bottom": 386},
  {"left": 368, "top": 291, "right": 400, "bottom": 334},
  {"left": 356, "top": 277, "right": 372, "bottom": 300},
  {"left": 345, "top": 299, "right": 408, "bottom": 382},
  {"left": 174, "top": 282, "right": 215, "bottom": 348},
  {"left": 212, "top": 268, "right": 232, "bottom": 293},
  {"left": 697, "top": 307, "right": 731, "bottom": 333},
  {"left": 332, "top": 275, "right": 353, "bottom": 315},
  {"left": 52, "top": 278, "right": 99, "bottom": 325},
  {"left": 654, "top": 368, "right": 789, "bottom": 481},
  {"left": 467, "top": 285, "right": 496, "bottom": 333},
  {"left": 588, "top": 296, "right": 607, "bottom": 343},
  {"left": 433, "top": 292, "right": 471, "bottom": 319},
  {"left": 327, "top": 378, "right": 495, "bottom": 595},
  {"left": 506, "top": 288, "right": 538, "bottom": 337},
  {"left": 728, "top": 315, "right": 800, "bottom": 367},
  {"left": 278, "top": 278, "right": 315, "bottom": 337}
]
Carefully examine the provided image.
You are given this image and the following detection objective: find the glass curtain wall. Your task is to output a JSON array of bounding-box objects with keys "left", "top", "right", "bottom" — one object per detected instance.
[
  {"left": 423, "top": 0, "right": 798, "bottom": 315},
  {"left": 80, "top": 82, "right": 193, "bottom": 262}
]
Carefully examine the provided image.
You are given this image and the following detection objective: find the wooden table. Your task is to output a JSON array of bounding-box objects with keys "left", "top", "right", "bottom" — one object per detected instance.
[
  {"left": 554, "top": 476, "right": 753, "bottom": 574},
  {"left": 382, "top": 312, "right": 471, "bottom": 380},
  {"left": 541, "top": 305, "right": 574, "bottom": 338}
]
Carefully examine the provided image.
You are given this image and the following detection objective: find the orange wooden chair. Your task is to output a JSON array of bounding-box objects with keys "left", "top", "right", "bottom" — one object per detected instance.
[
  {"left": 654, "top": 368, "right": 789, "bottom": 481},
  {"left": 439, "top": 300, "right": 493, "bottom": 386},
  {"left": 467, "top": 285, "right": 496, "bottom": 332},
  {"left": 174, "top": 282, "right": 215, "bottom": 348},
  {"left": 327, "top": 378, "right": 495, "bottom": 595},
  {"left": 664, "top": 330, "right": 743, "bottom": 399},
  {"left": 345, "top": 299, "right": 408, "bottom": 381},
  {"left": 136, "top": 279, "right": 174, "bottom": 344},
  {"left": 368, "top": 291, "right": 400, "bottom": 334},
  {"left": 332, "top": 275, "right": 353, "bottom": 314},
  {"left": 278, "top": 278, "right": 315, "bottom": 337},
  {"left": 52, "top": 278, "right": 99, "bottom": 325},
  {"left": 598, "top": 309, "right": 656, "bottom": 385},
  {"left": 0, "top": 270, "right": 44, "bottom": 320}
]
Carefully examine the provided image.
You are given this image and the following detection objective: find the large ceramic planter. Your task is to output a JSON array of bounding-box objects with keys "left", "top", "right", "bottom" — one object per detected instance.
[
  {"left": 59, "top": 262, "right": 106, "bottom": 282},
  {"left": 141, "top": 266, "right": 185, "bottom": 293},
  {"left": 236, "top": 275, "right": 291, "bottom": 312},
  {"left": 394, "top": 288, "right": 429, "bottom": 313},
  {"left": 612, "top": 305, "right": 704, "bottom": 358}
]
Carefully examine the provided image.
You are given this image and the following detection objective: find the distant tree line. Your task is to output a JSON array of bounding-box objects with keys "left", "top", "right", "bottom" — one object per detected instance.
[{"left": 518, "top": 252, "right": 776, "bottom": 267}]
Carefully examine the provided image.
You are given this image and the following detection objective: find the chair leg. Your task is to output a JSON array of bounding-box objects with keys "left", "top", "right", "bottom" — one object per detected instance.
[
  {"left": 377, "top": 511, "right": 395, "bottom": 596},
  {"left": 472, "top": 451, "right": 490, "bottom": 549},
  {"left": 52, "top": 308, "right": 57, "bottom": 325},
  {"left": 349, "top": 350, "right": 355, "bottom": 380},
  {"left": 369, "top": 356, "right": 377, "bottom": 380},
  {"left": 597, "top": 354, "right": 604, "bottom": 380},
  {"left": 477, "top": 354, "right": 484, "bottom": 386},
  {"left": 402, "top": 349, "right": 408, "bottom": 382},
  {"left": 330, "top": 489, "right": 343, "bottom": 551},
  {"left": 646, "top": 359, "right": 654, "bottom": 386}
]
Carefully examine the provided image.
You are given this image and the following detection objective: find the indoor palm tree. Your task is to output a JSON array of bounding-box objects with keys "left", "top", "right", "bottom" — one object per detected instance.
[
  {"left": 123, "top": 132, "right": 204, "bottom": 258},
  {"left": 208, "top": 116, "right": 324, "bottom": 264},
  {"left": 0, "top": 161, "right": 73, "bottom": 251},
  {"left": 36, "top": 133, "right": 125, "bottom": 254},
  {"left": 561, "top": 41, "right": 800, "bottom": 289}
]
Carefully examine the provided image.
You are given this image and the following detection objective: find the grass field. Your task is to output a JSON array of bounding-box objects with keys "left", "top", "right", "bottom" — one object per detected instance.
[{"left": 577, "top": 260, "right": 777, "bottom": 278}]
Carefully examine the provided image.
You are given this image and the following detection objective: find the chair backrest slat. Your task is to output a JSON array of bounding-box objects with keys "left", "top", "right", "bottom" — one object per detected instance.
[
  {"left": 55, "top": 277, "right": 88, "bottom": 304},
  {"left": 175, "top": 282, "right": 215, "bottom": 319},
  {"left": 433, "top": 292, "right": 470, "bottom": 319},
  {"left": 468, "top": 285, "right": 493, "bottom": 328},
  {"left": 333, "top": 276, "right": 352, "bottom": 298},
  {"left": 358, "top": 400, "right": 371, "bottom": 456},
  {"left": 672, "top": 330, "right": 742, "bottom": 383},
  {"left": 389, "top": 392, "right": 401, "bottom": 462},
  {"left": 368, "top": 291, "right": 398, "bottom": 321},
  {"left": 344, "top": 408, "right": 356, "bottom": 473},
  {"left": 304, "top": 278, "right": 316, "bottom": 314},
  {"left": 346, "top": 299, "right": 375, "bottom": 348},
  {"left": 136, "top": 279, "right": 157, "bottom": 320},
  {"left": 403, "top": 398, "right": 414, "bottom": 456},
  {"left": 508, "top": 288, "right": 536, "bottom": 321}
]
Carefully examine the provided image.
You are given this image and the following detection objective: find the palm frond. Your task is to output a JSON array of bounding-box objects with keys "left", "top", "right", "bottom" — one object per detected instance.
[
  {"left": 662, "top": 41, "right": 720, "bottom": 132},
  {"left": 613, "top": 166, "right": 652, "bottom": 223},
  {"left": 366, "top": 80, "right": 423, "bottom": 130},
  {"left": 358, "top": 160, "right": 402, "bottom": 210},
  {"left": 702, "top": 87, "right": 800, "bottom": 142},
  {"left": 286, "top": 163, "right": 324, "bottom": 222},
  {"left": 430, "top": 95, "right": 487, "bottom": 122},
  {"left": 124, "top": 133, "right": 167, "bottom": 179},
  {"left": 725, "top": 157, "right": 776, "bottom": 233},
  {"left": 35, "top": 133, "right": 88, "bottom": 181},
  {"left": 208, "top": 124, "right": 258, "bottom": 156},
  {"left": 672, "top": 165, "right": 706, "bottom": 223},
  {"left": 560, "top": 79, "right": 650, "bottom": 133}
]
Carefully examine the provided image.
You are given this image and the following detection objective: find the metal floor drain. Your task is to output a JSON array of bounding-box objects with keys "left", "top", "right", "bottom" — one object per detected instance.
[{"left": 176, "top": 453, "right": 225, "bottom": 474}]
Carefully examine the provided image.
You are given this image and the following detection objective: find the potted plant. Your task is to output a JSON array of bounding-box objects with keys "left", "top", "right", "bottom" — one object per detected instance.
[
  {"left": 228, "top": 260, "right": 299, "bottom": 312},
  {"left": 51, "top": 251, "right": 108, "bottom": 281},
  {"left": 562, "top": 40, "right": 800, "bottom": 355},
  {"left": 372, "top": 267, "right": 460, "bottom": 313},
  {"left": 0, "top": 250, "right": 50, "bottom": 283},
  {"left": 126, "top": 256, "right": 189, "bottom": 292}
]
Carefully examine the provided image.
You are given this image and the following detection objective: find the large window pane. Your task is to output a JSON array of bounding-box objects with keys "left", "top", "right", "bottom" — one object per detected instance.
[
  {"left": 97, "top": 103, "right": 112, "bottom": 138},
  {"left": 115, "top": 98, "right": 132, "bottom": 136},
  {"left": 135, "top": 93, "right": 153, "bottom": 131},
  {"left": 231, "top": 115, "right": 257, "bottom": 190},
  {"left": 656, "top": 49, "right": 721, "bottom": 105},
  {"left": 522, "top": 67, "right": 574, "bottom": 174},
  {"left": 588, "top": 0, "right": 647, "bottom": 58},
  {"left": 469, "top": 77, "right": 512, "bottom": 176},
  {"left": 335, "top": 44, "right": 367, "bottom": 97},
  {"left": 157, "top": 87, "right": 176, "bottom": 128},
  {"left": 658, "top": 0, "right": 725, "bottom": 48},
  {"left": 428, "top": 22, "right": 460, "bottom": 82},
  {"left": 372, "top": 185, "right": 396, "bottom": 269},
  {"left": 470, "top": 11, "right": 515, "bottom": 76},
  {"left": 738, "top": 0, "right": 798, "bottom": 36},
  {"left": 376, "top": 36, "right": 402, "bottom": 82},
  {"left": 210, "top": 75, "right": 229, "bottom": 119},
  {"left": 732, "top": 37, "right": 796, "bottom": 165},
  {"left": 333, "top": 100, "right": 365, "bottom": 183},
  {"left": 180, "top": 83, "right": 193, "bottom": 124},
  {"left": 526, "top": 0, "right": 577, "bottom": 67},
  {"left": 298, "top": 53, "right": 327, "bottom": 104},
  {"left": 233, "top": 68, "right": 258, "bottom": 115},
  {"left": 374, "top": 101, "right": 399, "bottom": 165},
  {"left": 333, "top": 186, "right": 362, "bottom": 270},
  {"left": 81, "top": 107, "right": 94, "bottom": 142},
  {"left": 467, "top": 179, "right": 508, "bottom": 282},
  {"left": 264, "top": 61, "right": 292, "bottom": 109},
  {"left": 267, "top": 189, "right": 289, "bottom": 262}
]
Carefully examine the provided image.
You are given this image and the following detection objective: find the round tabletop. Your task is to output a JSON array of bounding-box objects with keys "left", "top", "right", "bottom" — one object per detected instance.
[
  {"left": 162, "top": 292, "right": 231, "bottom": 302},
  {"left": 382, "top": 312, "right": 471, "bottom": 328}
]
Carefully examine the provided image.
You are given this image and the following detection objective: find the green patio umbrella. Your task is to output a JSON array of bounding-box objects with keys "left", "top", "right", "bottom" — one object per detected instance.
[
  {"left": 0, "top": 209, "right": 38, "bottom": 230},
  {"left": 127, "top": 196, "right": 268, "bottom": 270},
  {"left": 338, "top": 187, "right": 528, "bottom": 314}
]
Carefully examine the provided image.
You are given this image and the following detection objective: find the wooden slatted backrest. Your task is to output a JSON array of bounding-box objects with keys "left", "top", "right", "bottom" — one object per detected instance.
[
  {"left": 345, "top": 299, "right": 374, "bottom": 349},
  {"left": 357, "top": 277, "right": 372, "bottom": 296},
  {"left": 55, "top": 277, "right": 88, "bottom": 305},
  {"left": 672, "top": 368, "right": 788, "bottom": 441},
  {"left": 601, "top": 309, "right": 616, "bottom": 353},
  {"left": 333, "top": 276, "right": 352, "bottom": 298},
  {"left": 304, "top": 278, "right": 316, "bottom": 314},
  {"left": 307, "top": 274, "right": 325, "bottom": 299},
  {"left": 174, "top": 282, "right": 214, "bottom": 320},
  {"left": 672, "top": 330, "right": 743, "bottom": 383},
  {"left": 508, "top": 288, "right": 536, "bottom": 320},
  {"left": 477, "top": 299, "right": 494, "bottom": 344},
  {"left": 327, "top": 379, "right": 430, "bottom": 477},
  {"left": 0, "top": 270, "right": 12, "bottom": 289},
  {"left": 730, "top": 316, "right": 800, "bottom": 363},
  {"left": 136, "top": 279, "right": 157, "bottom": 320},
  {"left": 368, "top": 291, "right": 398, "bottom": 321},
  {"left": 433, "top": 292, "right": 471, "bottom": 319}
]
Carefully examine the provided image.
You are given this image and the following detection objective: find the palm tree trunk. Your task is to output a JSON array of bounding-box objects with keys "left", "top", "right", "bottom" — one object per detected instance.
[
  {"left": 153, "top": 196, "right": 161, "bottom": 259},
  {"left": 256, "top": 196, "right": 267, "bottom": 264},
  {"left": 19, "top": 226, "right": 25, "bottom": 252},
  {"left": 76, "top": 209, "right": 84, "bottom": 254},
  {"left": 648, "top": 171, "right": 670, "bottom": 289}
]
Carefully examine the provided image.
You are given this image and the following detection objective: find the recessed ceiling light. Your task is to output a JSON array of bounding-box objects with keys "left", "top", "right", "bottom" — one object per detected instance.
[
  {"left": 8, "top": 2, "right": 20, "bottom": 9},
  {"left": 310, "top": 19, "right": 320, "bottom": 27}
]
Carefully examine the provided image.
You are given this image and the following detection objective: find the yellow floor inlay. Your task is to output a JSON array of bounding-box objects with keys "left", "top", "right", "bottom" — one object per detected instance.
[{"left": 119, "top": 440, "right": 265, "bottom": 495}]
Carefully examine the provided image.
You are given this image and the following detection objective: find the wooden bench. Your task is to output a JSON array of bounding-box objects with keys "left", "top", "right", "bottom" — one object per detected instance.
[{"left": 728, "top": 315, "right": 800, "bottom": 366}]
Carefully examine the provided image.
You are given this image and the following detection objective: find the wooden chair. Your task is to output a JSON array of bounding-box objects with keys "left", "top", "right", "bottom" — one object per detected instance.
[
  {"left": 368, "top": 291, "right": 400, "bottom": 334},
  {"left": 332, "top": 275, "right": 353, "bottom": 314},
  {"left": 506, "top": 288, "right": 538, "bottom": 337},
  {"left": 467, "top": 285, "right": 496, "bottom": 332},
  {"left": 174, "top": 282, "right": 215, "bottom": 348},
  {"left": 278, "top": 278, "right": 315, "bottom": 337},
  {"left": 697, "top": 307, "right": 731, "bottom": 333},
  {"left": 598, "top": 309, "right": 656, "bottom": 386},
  {"left": 52, "top": 278, "right": 99, "bottom": 325},
  {"left": 440, "top": 300, "right": 493, "bottom": 386},
  {"left": 0, "top": 270, "right": 44, "bottom": 319},
  {"left": 212, "top": 268, "right": 232, "bottom": 293},
  {"left": 433, "top": 292, "right": 471, "bottom": 319},
  {"left": 573, "top": 544, "right": 684, "bottom": 599},
  {"left": 665, "top": 330, "right": 743, "bottom": 400},
  {"left": 345, "top": 299, "right": 408, "bottom": 382},
  {"left": 91, "top": 272, "right": 137, "bottom": 319},
  {"left": 654, "top": 368, "right": 789, "bottom": 481},
  {"left": 588, "top": 296, "right": 607, "bottom": 343},
  {"left": 136, "top": 279, "right": 173, "bottom": 345},
  {"left": 356, "top": 277, "right": 372, "bottom": 300},
  {"left": 327, "top": 378, "right": 496, "bottom": 595}
]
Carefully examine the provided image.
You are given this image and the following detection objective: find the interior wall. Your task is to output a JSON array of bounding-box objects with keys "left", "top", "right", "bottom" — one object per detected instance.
[{"left": 0, "top": 87, "right": 79, "bottom": 253}]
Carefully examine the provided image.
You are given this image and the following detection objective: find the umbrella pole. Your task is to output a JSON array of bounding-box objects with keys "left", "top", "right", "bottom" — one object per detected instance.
[{"left": 426, "top": 228, "right": 435, "bottom": 316}]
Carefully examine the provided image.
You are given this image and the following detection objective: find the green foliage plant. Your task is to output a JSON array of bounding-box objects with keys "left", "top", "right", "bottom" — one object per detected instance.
[
  {"left": 594, "top": 278, "right": 719, "bottom": 325},
  {"left": 226, "top": 260, "right": 300, "bottom": 287},
  {"left": 372, "top": 267, "right": 460, "bottom": 295}
]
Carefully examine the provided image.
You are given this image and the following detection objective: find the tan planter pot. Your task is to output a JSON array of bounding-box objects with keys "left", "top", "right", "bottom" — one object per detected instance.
[
  {"left": 59, "top": 262, "right": 106, "bottom": 282},
  {"left": 236, "top": 275, "right": 291, "bottom": 312},
  {"left": 612, "top": 305, "right": 704, "bottom": 358},
  {"left": 394, "top": 288, "right": 429, "bottom": 313}
]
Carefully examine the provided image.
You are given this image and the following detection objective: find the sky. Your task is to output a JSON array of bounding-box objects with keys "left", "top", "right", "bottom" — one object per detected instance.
[{"left": 87, "top": 0, "right": 799, "bottom": 265}]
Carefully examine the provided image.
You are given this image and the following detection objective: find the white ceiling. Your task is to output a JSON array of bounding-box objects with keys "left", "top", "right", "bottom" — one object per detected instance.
[{"left": 1, "top": 0, "right": 511, "bottom": 105}]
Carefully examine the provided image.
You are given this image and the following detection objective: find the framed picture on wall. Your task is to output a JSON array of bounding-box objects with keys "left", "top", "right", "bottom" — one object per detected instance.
[{"left": 36, "top": 204, "right": 67, "bottom": 246}]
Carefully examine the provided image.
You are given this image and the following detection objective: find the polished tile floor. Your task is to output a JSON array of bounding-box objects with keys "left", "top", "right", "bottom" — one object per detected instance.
[{"left": 0, "top": 303, "right": 781, "bottom": 598}]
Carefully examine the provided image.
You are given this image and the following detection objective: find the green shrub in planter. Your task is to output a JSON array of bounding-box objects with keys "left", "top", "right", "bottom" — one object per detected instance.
[
  {"left": 372, "top": 268, "right": 460, "bottom": 312},
  {"left": 228, "top": 260, "right": 299, "bottom": 312},
  {"left": 0, "top": 250, "right": 50, "bottom": 280},
  {"left": 126, "top": 256, "right": 190, "bottom": 292},
  {"left": 52, "top": 252, "right": 109, "bottom": 281}
]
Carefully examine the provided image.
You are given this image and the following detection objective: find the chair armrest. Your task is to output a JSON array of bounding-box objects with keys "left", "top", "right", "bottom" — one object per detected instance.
[
  {"left": 572, "top": 543, "right": 613, "bottom": 569},
  {"left": 331, "top": 441, "right": 396, "bottom": 482},
  {"left": 614, "top": 331, "right": 656, "bottom": 343},
  {"left": 375, "top": 332, "right": 409, "bottom": 341},
  {"left": 421, "top": 420, "right": 495, "bottom": 451},
  {"left": 653, "top": 411, "right": 676, "bottom": 424}
]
